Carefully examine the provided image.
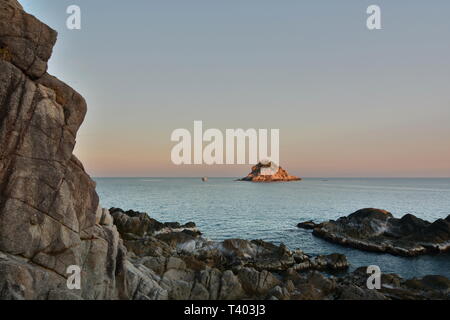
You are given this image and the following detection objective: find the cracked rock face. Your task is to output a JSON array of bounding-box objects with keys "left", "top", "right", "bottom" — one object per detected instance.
[
  {"left": 0, "top": 0, "right": 129, "bottom": 300},
  {"left": 0, "top": 0, "right": 56, "bottom": 79}
]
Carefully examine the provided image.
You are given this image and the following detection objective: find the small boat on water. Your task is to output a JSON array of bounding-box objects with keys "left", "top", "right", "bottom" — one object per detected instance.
[{"left": 202, "top": 177, "right": 208, "bottom": 182}]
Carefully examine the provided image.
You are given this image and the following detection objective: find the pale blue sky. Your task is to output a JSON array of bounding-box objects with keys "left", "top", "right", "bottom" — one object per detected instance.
[{"left": 23, "top": 1, "right": 450, "bottom": 177}]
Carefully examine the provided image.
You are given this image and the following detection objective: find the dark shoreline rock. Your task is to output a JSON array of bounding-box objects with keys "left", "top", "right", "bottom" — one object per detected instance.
[
  {"left": 110, "top": 208, "right": 200, "bottom": 238},
  {"left": 298, "top": 208, "right": 450, "bottom": 257},
  {"left": 297, "top": 221, "right": 322, "bottom": 230},
  {"left": 336, "top": 267, "right": 450, "bottom": 300},
  {"left": 112, "top": 207, "right": 449, "bottom": 300},
  {"left": 108, "top": 207, "right": 355, "bottom": 299}
]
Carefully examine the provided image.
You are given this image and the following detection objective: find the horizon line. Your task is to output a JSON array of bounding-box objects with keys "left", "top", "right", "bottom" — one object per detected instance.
[{"left": 91, "top": 176, "right": 450, "bottom": 179}]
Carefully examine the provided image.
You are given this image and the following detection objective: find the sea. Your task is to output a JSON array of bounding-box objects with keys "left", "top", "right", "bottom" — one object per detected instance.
[{"left": 95, "top": 178, "right": 450, "bottom": 279}]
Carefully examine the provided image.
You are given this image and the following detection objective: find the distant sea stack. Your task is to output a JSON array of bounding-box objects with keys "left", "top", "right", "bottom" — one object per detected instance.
[{"left": 239, "top": 161, "right": 301, "bottom": 182}]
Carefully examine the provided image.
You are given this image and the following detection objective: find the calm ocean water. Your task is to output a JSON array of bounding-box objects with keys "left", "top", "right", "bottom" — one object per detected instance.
[{"left": 95, "top": 178, "right": 450, "bottom": 278}]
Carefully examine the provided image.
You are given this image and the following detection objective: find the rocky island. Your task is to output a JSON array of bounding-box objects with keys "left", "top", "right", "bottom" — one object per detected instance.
[
  {"left": 0, "top": 0, "right": 448, "bottom": 300},
  {"left": 239, "top": 161, "right": 301, "bottom": 182},
  {"left": 298, "top": 208, "right": 450, "bottom": 257}
]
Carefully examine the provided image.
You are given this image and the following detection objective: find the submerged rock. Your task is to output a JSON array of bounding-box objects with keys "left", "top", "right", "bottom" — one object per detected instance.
[
  {"left": 297, "top": 221, "right": 322, "bottom": 230},
  {"left": 239, "top": 161, "right": 301, "bottom": 182},
  {"left": 298, "top": 208, "right": 450, "bottom": 256}
]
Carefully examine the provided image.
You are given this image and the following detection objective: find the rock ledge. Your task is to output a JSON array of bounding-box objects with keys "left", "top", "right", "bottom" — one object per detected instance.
[{"left": 298, "top": 208, "right": 450, "bottom": 257}]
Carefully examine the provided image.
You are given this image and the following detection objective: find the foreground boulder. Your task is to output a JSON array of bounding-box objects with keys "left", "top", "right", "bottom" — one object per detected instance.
[
  {"left": 239, "top": 161, "right": 301, "bottom": 182},
  {"left": 337, "top": 267, "right": 450, "bottom": 300},
  {"left": 298, "top": 208, "right": 450, "bottom": 256}
]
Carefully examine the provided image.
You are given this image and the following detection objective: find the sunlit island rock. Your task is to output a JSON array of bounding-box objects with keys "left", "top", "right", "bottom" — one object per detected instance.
[{"left": 239, "top": 161, "right": 301, "bottom": 182}]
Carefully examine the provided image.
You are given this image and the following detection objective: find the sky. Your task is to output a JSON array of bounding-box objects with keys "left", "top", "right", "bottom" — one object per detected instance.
[{"left": 22, "top": 0, "right": 450, "bottom": 177}]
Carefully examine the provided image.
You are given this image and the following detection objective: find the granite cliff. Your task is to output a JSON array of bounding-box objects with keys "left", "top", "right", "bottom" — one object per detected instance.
[{"left": 0, "top": 0, "right": 130, "bottom": 299}]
